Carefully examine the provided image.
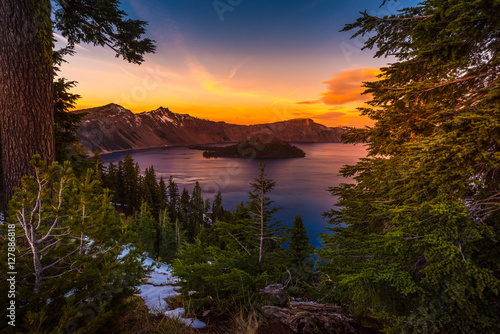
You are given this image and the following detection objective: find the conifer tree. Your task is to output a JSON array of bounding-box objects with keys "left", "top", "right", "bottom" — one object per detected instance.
[
  {"left": 122, "top": 153, "right": 140, "bottom": 214},
  {"left": 288, "top": 215, "right": 313, "bottom": 268},
  {"left": 136, "top": 202, "right": 156, "bottom": 256},
  {"left": 53, "top": 48, "right": 86, "bottom": 164},
  {"left": 205, "top": 198, "right": 211, "bottom": 217},
  {"left": 191, "top": 181, "right": 205, "bottom": 223},
  {"left": 103, "top": 160, "right": 119, "bottom": 198},
  {"left": 216, "top": 164, "right": 285, "bottom": 265},
  {"left": 136, "top": 162, "right": 143, "bottom": 206},
  {"left": 319, "top": 1, "right": 500, "bottom": 332},
  {"left": 116, "top": 159, "right": 125, "bottom": 206},
  {"left": 157, "top": 208, "right": 177, "bottom": 261},
  {"left": 174, "top": 218, "right": 182, "bottom": 251},
  {"left": 158, "top": 176, "right": 168, "bottom": 209},
  {"left": 247, "top": 163, "right": 284, "bottom": 264},
  {"left": 167, "top": 176, "right": 179, "bottom": 222},
  {"left": 172, "top": 165, "right": 288, "bottom": 314},
  {"left": 0, "top": 156, "right": 145, "bottom": 331},
  {"left": 212, "top": 190, "right": 225, "bottom": 222},
  {"left": 89, "top": 151, "right": 104, "bottom": 184},
  {"left": 179, "top": 188, "right": 191, "bottom": 237},
  {"left": 141, "top": 166, "right": 159, "bottom": 212}
]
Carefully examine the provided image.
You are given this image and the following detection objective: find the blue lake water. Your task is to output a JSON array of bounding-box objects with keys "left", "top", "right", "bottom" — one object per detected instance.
[{"left": 102, "top": 143, "right": 367, "bottom": 247}]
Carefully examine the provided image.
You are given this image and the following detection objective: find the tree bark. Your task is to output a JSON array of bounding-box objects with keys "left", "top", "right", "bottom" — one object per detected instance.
[{"left": 0, "top": 0, "right": 54, "bottom": 207}]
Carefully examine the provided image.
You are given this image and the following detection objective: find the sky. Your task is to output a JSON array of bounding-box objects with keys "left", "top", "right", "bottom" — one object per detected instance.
[{"left": 55, "top": 0, "right": 414, "bottom": 127}]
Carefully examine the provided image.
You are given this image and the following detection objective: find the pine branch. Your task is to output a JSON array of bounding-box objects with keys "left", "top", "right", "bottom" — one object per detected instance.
[{"left": 375, "top": 15, "right": 433, "bottom": 22}]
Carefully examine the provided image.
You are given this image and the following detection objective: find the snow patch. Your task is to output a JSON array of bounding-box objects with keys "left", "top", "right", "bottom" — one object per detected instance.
[
  {"left": 164, "top": 308, "right": 207, "bottom": 329},
  {"left": 159, "top": 114, "right": 174, "bottom": 123},
  {"left": 93, "top": 247, "right": 205, "bottom": 328},
  {"left": 133, "top": 251, "right": 205, "bottom": 328},
  {"left": 137, "top": 284, "right": 179, "bottom": 310},
  {"left": 64, "top": 289, "right": 76, "bottom": 298},
  {"left": 117, "top": 247, "right": 131, "bottom": 259}
]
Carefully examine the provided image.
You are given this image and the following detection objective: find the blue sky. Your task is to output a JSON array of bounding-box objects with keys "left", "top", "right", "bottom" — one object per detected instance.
[{"left": 58, "top": 0, "right": 417, "bottom": 126}]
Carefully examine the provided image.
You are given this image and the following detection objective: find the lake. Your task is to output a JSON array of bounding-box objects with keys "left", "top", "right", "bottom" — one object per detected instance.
[{"left": 102, "top": 143, "right": 367, "bottom": 247}]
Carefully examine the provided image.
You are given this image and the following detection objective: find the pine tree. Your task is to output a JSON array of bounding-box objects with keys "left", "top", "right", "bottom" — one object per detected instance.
[
  {"left": 53, "top": 48, "right": 86, "bottom": 164},
  {"left": 0, "top": 156, "right": 145, "bottom": 331},
  {"left": 319, "top": 1, "right": 500, "bottom": 332},
  {"left": 179, "top": 188, "right": 191, "bottom": 237},
  {"left": 172, "top": 165, "right": 288, "bottom": 314},
  {"left": 136, "top": 202, "right": 156, "bottom": 256},
  {"left": 185, "top": 182, "right": 204, "bottom": 241},
  {"left": 288, "top": 215, "right": 313, "bottom": 268},
  {"left": 116, "top": 159, "right": 125, "bottom": 206},
  {"left": 141, "top": 166, "right": 159, "bottom": 212},
  {"left": 157, "top": 208, "right": 177, "bottom": 262},
  {"left": 167, "top": 176, "right": 179, "bottom": 222},
  {"left": 205, "top": 198, "right": 211, "bottom": 218},
  {"left": 103, "top": 160, "right": 119, "bottom": 199},
  {"left": 89, "top": 151, "right": 104, "bottom": 184},
  {"left": 191, "top": 181, "right": 205, "bottom": 221},
  {"left": 174, "top": 218, "right": 182, "bottom": 251},
  {"left": 247, "top": 163, "right": 284, "bottom": 264},
  {"left": 158, "top": 176, "right": 168, "bottom": 209},
  {"left": 215, "top": 164, "right": 285, "bottom": 265},
  {"left": 212, "top": 191, "right": 225, "bottom": 222},
  {"left": 136, "top": 162, "right": 143, "bottom": 208},
  {"left": 122, "top": 153, "right": 140, "bottom": 214}
]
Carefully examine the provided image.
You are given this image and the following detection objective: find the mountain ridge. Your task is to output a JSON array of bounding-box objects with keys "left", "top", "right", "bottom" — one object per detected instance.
[{"left": 74, "top": 103, "right": 348, "bottom": 154}]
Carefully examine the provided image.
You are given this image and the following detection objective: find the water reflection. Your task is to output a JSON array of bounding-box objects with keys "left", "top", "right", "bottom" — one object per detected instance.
[{"left": 102, "top": 143, "right": 367, "bottom": 247}]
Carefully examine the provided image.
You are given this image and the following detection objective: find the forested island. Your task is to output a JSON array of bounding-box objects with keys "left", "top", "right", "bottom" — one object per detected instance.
[{"left": 190, "top": 134, "right": 306, "bottom": 159}]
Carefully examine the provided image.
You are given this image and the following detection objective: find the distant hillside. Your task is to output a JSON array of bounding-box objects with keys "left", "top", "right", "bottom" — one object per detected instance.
[
  {"left": 74, "top": 103, "right": 347, "bottom": 153},
  {"left": 191, "top": 134, "right": 306, "bottom": 159}
]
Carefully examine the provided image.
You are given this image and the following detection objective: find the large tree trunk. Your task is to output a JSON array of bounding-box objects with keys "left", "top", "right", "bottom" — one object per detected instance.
[{"left": 0, "top": 0, "right": 54, "bottom": 207}]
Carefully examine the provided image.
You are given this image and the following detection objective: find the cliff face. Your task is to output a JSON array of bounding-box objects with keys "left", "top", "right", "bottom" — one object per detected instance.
[{"left": 75, "top": 103, "right": 347, "bottom": 153}]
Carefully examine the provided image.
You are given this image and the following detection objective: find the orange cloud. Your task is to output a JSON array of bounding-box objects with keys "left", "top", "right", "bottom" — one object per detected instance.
[
  {"left": 291, "top": 111, "right": 313, "bottom": 117},
  {"left": 296, "top": 100, "right": 319, "bottom": 105},
  {"left": 298, "top": 67, "right": 380, "bottom": 106},
  {"left": 319, "top": 67, "right": 379, "bottom": 105},
  {"left": 312, "top": 111, "right": 346, "bottom": 120}
]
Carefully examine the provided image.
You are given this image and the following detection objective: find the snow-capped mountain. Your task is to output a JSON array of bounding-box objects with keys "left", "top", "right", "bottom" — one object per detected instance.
[{"left": 75, "top": 103, "right": 347, "bottom": 153}]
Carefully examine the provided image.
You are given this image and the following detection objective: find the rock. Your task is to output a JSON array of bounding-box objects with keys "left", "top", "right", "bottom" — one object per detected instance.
[
  {"left": 261, "top": 301, "right": 357, "bottom": 334},
  {"left": 259, "top": 284, "right": 289, "bottom": 307}
]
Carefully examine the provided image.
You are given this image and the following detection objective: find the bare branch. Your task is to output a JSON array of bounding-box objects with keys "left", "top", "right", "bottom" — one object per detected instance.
[
  {"left": 42, "top": 248, "right": 79, "bottom": 271},
  {"left": 39, "top": 238, "right": 62, "bottom": 257},
  {"left": 227, "top": 231, "right": 251, "bottom": 256}
]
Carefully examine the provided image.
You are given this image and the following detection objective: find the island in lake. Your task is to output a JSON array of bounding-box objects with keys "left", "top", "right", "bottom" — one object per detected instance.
[{"left": 190, "top": 134, "right": 306, "bottom": 159}]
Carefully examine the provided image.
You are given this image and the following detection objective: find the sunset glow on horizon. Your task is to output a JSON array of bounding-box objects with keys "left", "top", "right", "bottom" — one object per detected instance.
[{"left": 57, "top": 0, "right": 414, "bottom": 128}]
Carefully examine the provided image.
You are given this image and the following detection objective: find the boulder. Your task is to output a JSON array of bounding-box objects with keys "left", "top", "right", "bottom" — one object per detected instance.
[{"left": 259, "top": 284, "right": 289, "bottom": 307}]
